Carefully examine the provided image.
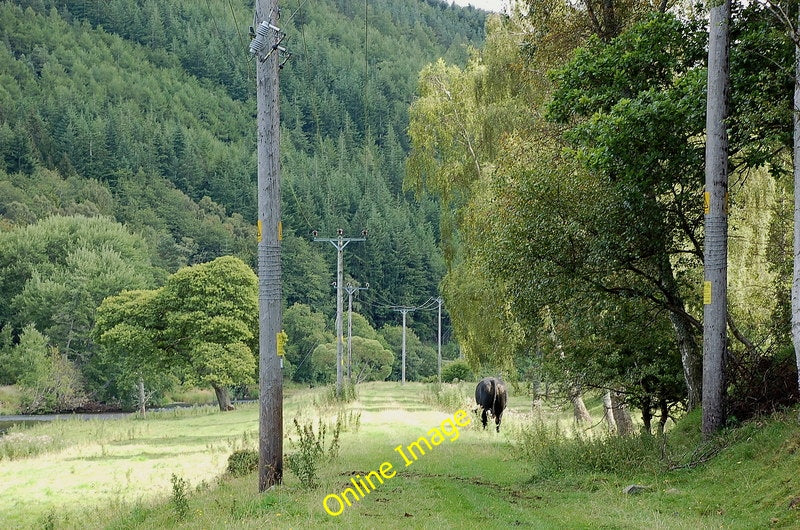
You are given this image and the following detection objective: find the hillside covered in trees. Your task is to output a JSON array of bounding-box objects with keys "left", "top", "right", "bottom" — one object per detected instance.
[{"left": 0, "top": 0, "right": 487, "bottom": 410}]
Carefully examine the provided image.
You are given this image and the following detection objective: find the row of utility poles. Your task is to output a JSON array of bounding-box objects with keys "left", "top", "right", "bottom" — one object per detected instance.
[
  {"left": 313, "top": 232, "right": 445, "bottom": 389},
  {"left": 313, "top": 229, "right": 366, "bottom": 396},
  {"left": 393, "top": 298, "right": 444, "bottom": 385}
]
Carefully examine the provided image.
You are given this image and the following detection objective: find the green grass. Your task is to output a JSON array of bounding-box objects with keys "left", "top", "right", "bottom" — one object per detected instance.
[{"left": 1, "top": 382, "right": 799, "bottom": 529}]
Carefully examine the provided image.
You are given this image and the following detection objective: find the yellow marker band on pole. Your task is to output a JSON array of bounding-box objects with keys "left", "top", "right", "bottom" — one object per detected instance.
[
  {"left": 257, "top": 219, "right": 263, "bottom": 242},
  {"left": 703, "top": 191, "right": 710, "bottom": 215},
  {"left": 703, "top": 281, "right": 712, "bottom": 305},
  {"left": 278, "top": 220, "right": 282, "bottom": 241},
  {"left": 276, "top": 331, "right": 287, "bottom": 357}
]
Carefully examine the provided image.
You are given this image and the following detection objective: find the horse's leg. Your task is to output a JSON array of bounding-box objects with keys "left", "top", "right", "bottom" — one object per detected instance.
[{"left": 481, "top": 409, "right": 488, "bottom": 429}]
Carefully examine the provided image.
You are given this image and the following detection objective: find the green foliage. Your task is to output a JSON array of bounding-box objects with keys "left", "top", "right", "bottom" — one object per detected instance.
[
  {"left": 283, "top": 303, "right": 333, "bottom": 384},
  {"left": 350, "top": 336, "right": 394, "bottom": 383},
  {"left": 225, "top": 449, "right": 259, "bottom": 478},
  {"left": 94, "top": 256, "right": 258, "bottom": 410},
  {"left": 0, "top": 324, "right": 49, "bottom": 385},
  {"left": 0, "top": 215, "right": 159, "bottom": 405},
  {"left": 285, "top": 417, "right": 342, "bottom": 490},
  {"left": 0, "top": 0, "right": 476, "bottom": 344},
  {"left": 0, "top": 324, "right": 87, "bottom": 414},
  {"left": 441, "top": 359, "right": 473, "bottom": 383},
  {"left": 381, "top": 324, "right": 437, "bottom": 382},
  {"left": 18, "top": 347, "right": 87, "bottom": 414}
]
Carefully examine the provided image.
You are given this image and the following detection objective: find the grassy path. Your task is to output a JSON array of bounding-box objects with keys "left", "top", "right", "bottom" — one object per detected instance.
[{"left": 2, "top": 382, "right": 800, "bottom": 528}]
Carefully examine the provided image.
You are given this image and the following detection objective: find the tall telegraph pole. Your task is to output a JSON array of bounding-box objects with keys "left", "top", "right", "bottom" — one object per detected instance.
[
  {"left": 436, "top": 297, "right": 442, "bottom": 383},
  {"left": 314, "top": 230, "right": 366, "bottom": 396},
  {"left": 250, "top": 0, "right": 287, "bottom": 491},
  {"left": 393, "top": 307, "right": 414, "bottom": 385},
  {"left": 702, "top": 0, "right": 730, "bottom": 436}
]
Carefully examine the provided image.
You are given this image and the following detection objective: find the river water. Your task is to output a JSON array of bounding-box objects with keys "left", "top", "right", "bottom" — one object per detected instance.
[
  {"left": 0, "top": 400, "right": 255, "bottom": 435},
  {"left": 0, "top": 412, "right": 129, "bottom": 435}
]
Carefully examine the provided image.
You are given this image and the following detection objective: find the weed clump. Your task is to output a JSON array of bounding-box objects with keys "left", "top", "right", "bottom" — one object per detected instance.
[
  {"left": 0, "top": 431, "right": 57, "bottom": 461},
  {"left": 423, "top": 382, "right": 469, "bottom": 412},
  {"left": 286, "top": 415, "right": 344, "bottom": 489},
  {"left": 322, "top": 381, "right": 358, "bottom": 404},
  {"left": 170, "top": 474, "right": 190, "bottom": 520}
]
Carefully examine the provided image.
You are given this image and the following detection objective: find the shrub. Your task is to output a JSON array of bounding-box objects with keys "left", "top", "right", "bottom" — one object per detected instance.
[
  {"left": 442, "top": 360, "right": 473, "bottom": 383},
  {"left": 226, "top": 449, "right": 259, "bottom": 477},
  {"left": 19, "top": 348, "right": 86, "bottom": 413}
]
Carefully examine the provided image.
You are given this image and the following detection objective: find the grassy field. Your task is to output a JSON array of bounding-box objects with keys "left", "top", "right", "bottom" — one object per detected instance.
[{"left": 1, "top": 382, "right": 799, "bottom": 529}]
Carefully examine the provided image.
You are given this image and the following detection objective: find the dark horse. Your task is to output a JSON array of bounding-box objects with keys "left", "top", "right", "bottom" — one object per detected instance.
[{"left": 475, "top": 377, "right": 508, "bottom": 432}]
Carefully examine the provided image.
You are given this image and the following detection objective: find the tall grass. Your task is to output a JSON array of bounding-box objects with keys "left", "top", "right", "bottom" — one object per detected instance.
[
  {"left": 511, "top": 418, "right": 664, "bottom": 479},
  {"left": 0, "top": 431, "right": 59, "bottom": 460},
  {"left": 423, "top": 382, "right": 471, "bottom": 412}
]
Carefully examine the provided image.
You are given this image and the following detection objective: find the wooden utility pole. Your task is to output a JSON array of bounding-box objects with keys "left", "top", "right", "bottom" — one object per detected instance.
[
  {"left": 702, "top": 0, "right": 731, "bottom": 436},
  {"left": 251, "top": 0, "right": 284, "bottom": 490},
  {"left": 393, "top": 307, "right": 414, "bottom": 385},
  {"left": 436, "top": 297, "right": 442, "bottom": 383}
]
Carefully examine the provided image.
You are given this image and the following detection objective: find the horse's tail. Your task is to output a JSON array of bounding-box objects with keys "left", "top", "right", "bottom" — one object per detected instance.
[{"left": 491, "top": 378, "right": 498, "bottom": 412}]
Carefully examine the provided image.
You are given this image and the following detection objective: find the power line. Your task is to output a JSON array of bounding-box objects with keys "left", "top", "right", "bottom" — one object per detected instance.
[
  {"left": 227, "top": 0, "right": 246, "bottom": 51},
  {"left": 363, "top": 0, "right": 369, "bottom": 198}
]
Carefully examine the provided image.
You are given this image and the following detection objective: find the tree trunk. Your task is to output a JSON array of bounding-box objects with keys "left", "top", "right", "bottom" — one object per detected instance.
[
  {"left": 611, "top": 391, "right": 635, "bottom": 436},
  {"left": 569, "top": 386, "right": 592, "bottom": 424},
  {"left": 137, "top": 378, "right": 146, "bottom": 415},
  {"left": 792, "top": 6, "right": 800, "bottom": 415},
  {"left": 703, "top": 0, "right": 731, "bottom": 436},
  {"left": 658, "top": 398, "right": 669, "bottom": 435},
  {"left": 655, "top": 245, "right": 703, "bottom": 411},
  {"left": 532, "top": 352, "right": 544, "bottom": 413},
  {"left": 641, "top": 394, "right": 653, "bottom": 435},
  {"left": 667, "top": 312, "right": 702, "bottom": 411},
  {"left": 602, "top": 390, "right": 617, "bottom": 433},
  {"left": 212, "top": 384, "right": 235, "bottom": 411}
]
